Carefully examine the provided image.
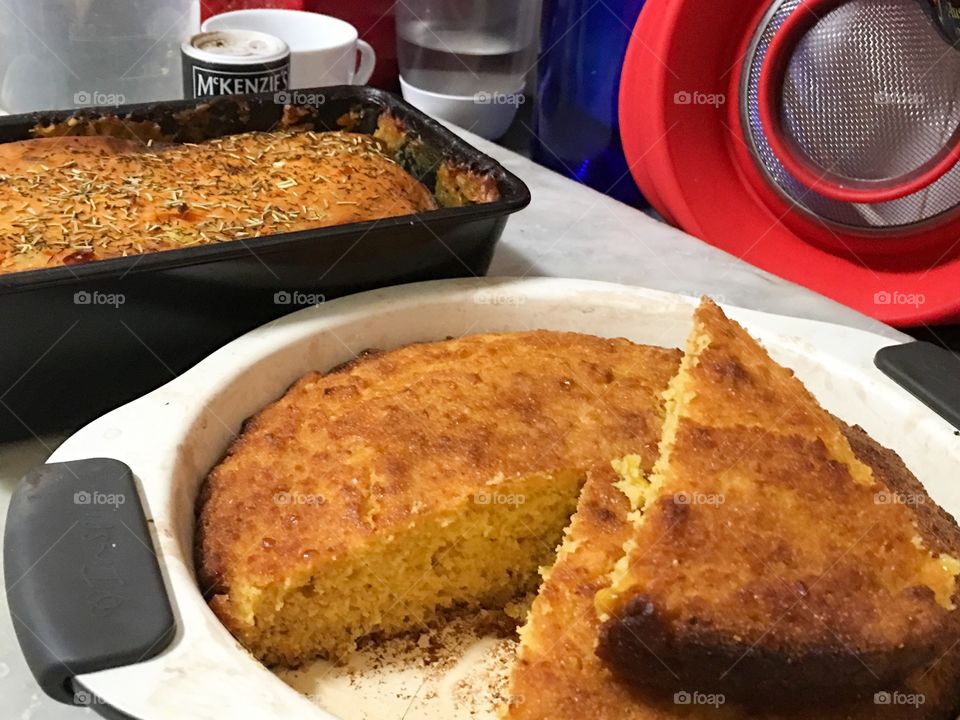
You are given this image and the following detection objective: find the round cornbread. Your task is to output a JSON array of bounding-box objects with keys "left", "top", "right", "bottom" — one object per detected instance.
[{"left": 195, "top": 331, "right": 681, "bottom": 667}]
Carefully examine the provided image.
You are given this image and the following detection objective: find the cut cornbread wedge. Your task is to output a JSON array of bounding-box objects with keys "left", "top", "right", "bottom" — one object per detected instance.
[
  {"left": 196, "top": 331, "right": 681, "bottom": 666},
  {"left": 503, "top": 427, "right": 960, "bottom": 720},
  {"left": 505, "top": 464, "right": 665, "bottom": 720},
  {"left": 595, "top": 299, "right": 960, "bottom": 710}
]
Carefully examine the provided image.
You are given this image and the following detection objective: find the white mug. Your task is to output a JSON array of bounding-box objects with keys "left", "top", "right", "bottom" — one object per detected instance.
[{"left": 202, "top": 9, "right": 376, "bottom": 90}]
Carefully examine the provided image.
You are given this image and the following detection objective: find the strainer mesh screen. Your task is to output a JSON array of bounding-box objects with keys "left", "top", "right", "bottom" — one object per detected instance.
[{"left": 744, "top": 0, "right": 960, "bottom": 230}]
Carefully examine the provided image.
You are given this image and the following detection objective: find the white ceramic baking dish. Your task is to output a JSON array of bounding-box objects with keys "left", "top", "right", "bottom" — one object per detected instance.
[{"left": 4, "top": 278, "right": 960, "bottom": 720}]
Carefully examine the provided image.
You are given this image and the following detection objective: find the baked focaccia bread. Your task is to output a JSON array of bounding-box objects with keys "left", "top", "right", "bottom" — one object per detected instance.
[{"left": 0, "top": 124, "right": 438, "bottom": 274}]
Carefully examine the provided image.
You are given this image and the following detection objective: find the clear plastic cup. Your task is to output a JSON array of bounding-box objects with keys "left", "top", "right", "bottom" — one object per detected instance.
[{"left": 395, "top": 0, "right": 540, "bottom": 97}]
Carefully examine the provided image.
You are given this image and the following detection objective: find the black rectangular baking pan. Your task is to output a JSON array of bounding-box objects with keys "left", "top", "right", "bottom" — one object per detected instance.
[{"left": 0, "top": 86, "right": 529, "bottom": 441}]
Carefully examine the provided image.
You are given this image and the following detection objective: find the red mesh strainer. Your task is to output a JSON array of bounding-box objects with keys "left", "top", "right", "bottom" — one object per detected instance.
[
  {"left": 755, "top": 0, "right": 960, "bottom": 213},
  {"left": 619, "top": 0, "right": 960, "bottom": 324}
]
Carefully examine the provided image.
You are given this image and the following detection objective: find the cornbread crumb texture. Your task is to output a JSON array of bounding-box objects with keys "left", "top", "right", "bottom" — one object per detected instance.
[
  {"left": 0, "top": 127, "right": 436, "bottom": 274},
  {"left": 506, "top": 301, "right": 960, "bottom": 720},
  {"left": 505, "top": 432, "right": 960, "bottom": 720},
  {"left": 195, "top": 310, "right": 960, "bottom": 719},
  {"left": 597, "top": 299, "right": 960, "bottom": 709},
  {"left": 196, "top": 330, "right": 681, "bottom": 667},
  {"left": 506, "top": 465, "right": 667, "bottom": 720}
]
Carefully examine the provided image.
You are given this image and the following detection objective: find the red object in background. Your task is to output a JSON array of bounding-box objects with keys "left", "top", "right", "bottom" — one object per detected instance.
[
  {"left": 618, "top": 0, "right": 960, "bottom": 326},
  {"left": 201, "top": 0, "right": 304, "bottom": 18},
  {"left": 755, "top": 0, "right": 960, "bottom": 206},
  {"left": 303, "top": 1, "right": 398, "bottom": 90}
]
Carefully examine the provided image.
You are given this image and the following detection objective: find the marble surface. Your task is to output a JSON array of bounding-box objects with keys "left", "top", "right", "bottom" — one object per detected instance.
[{"left": 0, "top": 127, "right": 908, "bottom": 720}]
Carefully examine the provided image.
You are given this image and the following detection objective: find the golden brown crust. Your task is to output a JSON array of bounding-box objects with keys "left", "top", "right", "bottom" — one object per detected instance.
[
  {"left": 596, "top": 300, "right": 959, "bottom": 710},
  {"left": 506, "top": 426, "right": 960, "bottom": 720},
  {"left": 840, "top": 422, "right": 960, "bottom": 717},
  {"left": 195, "top": 331, "right": 682, "bottom": 661},
  {"left": 598, "top": 426, "right": 951, "bottom": 705},
  {"left": 0, "top": 128, "right": 436, "bottom": 274}
]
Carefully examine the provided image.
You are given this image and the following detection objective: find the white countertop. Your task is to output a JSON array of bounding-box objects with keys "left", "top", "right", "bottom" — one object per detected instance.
[{"left": 0, "top": 127, "right": 907, "bottom": 720}]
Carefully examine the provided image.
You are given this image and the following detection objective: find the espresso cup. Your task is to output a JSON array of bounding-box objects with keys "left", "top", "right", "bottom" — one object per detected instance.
[{"left": 202, "top": 9, "right": 376, "bottom": 89}]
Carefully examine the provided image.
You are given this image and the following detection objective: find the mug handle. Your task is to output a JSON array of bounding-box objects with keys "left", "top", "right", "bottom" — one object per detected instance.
[{"left": 354, "top": 39, "right": 376, "bottom": 85}]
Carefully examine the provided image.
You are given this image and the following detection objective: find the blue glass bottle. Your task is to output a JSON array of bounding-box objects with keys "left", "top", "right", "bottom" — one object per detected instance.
[{"left": 533, "top": 0, "right": 647, "bottom": 206}]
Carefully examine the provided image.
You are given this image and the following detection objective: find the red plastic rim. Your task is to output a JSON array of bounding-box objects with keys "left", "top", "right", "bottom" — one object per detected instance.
[
  {"left": 618, "top": 0, "right": 960, "bottom": 326},
  {"left": 756, "top": 0, "right": 960, "bottom": 205}
]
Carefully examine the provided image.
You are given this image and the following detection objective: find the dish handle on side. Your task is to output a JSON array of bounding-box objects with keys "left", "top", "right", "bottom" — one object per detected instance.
[
  {"left": 3, "top": 458, "right": 175, "bottom": 705},
  {"left": 876, "top": 342, "right": 960, "bottom": 433}
]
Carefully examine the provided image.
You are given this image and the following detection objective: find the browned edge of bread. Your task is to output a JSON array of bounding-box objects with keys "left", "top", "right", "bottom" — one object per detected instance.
[{"left": 596, "top": 422, "right": 960, "bottom": 716}]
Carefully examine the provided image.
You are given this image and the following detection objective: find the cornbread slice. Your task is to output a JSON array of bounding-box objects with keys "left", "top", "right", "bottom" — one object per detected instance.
[
  {"left": 595, "top": 300, "right": 960, "bottom": 709},
  {"left": 505, "top": 464, "right": 664, "bottom": 720},
  {"left": 503, "top": 426, "right": 960, "bottom": 720},
  {"left": 196, "top": 331, "right": 681, "bottom": 666}
]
